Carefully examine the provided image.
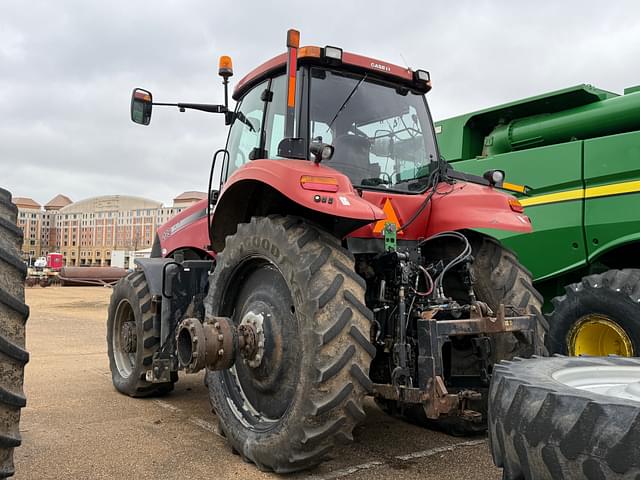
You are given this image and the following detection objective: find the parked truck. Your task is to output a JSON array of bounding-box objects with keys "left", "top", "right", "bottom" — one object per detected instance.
[
  {"left": 435, "top": 84, "right": 640, "bottom": 357},
  {"left": 108, "top": 29, "right": 546, "bottom": 472}
]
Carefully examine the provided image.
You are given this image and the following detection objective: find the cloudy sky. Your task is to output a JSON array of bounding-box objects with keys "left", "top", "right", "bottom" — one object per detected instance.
[{"left": 2, "top": 0, "right": 639, "bottom": 206}]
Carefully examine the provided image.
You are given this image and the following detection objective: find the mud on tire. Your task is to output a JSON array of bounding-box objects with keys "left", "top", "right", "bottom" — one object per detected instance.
[
  {"left": 0, "top": 188, "right": 29, "bottom": 479},
  {"left": 205, "top": 216, "right": 374, "bottom": 473},
  {"left": 107, "top": 271, "right": 175, "bottom": 397},
  {"left": 490, "top": 355, "right": 640, "bottom": 480}
]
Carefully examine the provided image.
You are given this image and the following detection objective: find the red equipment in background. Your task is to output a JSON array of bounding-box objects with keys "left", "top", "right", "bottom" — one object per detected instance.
[{"left": 46, "top": 253, "right": 63, "bottom": 271}]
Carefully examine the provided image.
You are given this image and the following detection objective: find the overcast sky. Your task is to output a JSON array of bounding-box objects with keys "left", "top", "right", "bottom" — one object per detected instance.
[{"left": 2, "top": 0, "right": 639, "bottom": 206}]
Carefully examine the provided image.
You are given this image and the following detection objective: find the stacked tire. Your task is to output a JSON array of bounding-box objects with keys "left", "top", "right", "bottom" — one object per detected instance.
[
  {"left": 0, "top": 188, "right": 29, "bottom": 478},
  {"left": 489, "top": 355, "right": 640, "bottom": 479}
]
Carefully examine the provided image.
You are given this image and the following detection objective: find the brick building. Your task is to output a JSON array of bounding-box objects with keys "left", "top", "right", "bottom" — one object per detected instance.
[{"left": 14, "top": 192, "right": 205, "bottom": 266}]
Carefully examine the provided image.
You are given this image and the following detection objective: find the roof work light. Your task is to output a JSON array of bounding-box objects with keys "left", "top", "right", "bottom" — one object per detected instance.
[
  {"left": 324, "top": 46, "right": 343, "bottom": 61},
  {"left": 414, "top": 70, "right": 430, "bottom": 83}
]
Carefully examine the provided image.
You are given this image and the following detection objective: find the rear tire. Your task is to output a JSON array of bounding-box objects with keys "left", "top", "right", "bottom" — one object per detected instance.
[
  {"left": 471, "top": 235, "right": 548, "bottom": 359},
  {"left": 0, "top": 188, "right": 29, "bottom": 479},
  {"left": 547, "top": 269, "right": 640, "bottom": 356},
  {"left": 205, "top": 216, "right": 374, "bottom": 473},
  {"left": 107, "top": 271, "right": 175, "bottom": 397}
]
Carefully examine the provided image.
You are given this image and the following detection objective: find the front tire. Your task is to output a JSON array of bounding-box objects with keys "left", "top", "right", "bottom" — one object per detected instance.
[
  {"left": 205, "top": 216, "right": 374, "bottom": 473},
  {"left": 107, "top": 271, "right": 175, "bottom": 397},
  {"left": 0, "top": 188, "right": 29, "bottom": 479},
  {"left": 547, "top": 269, "right": 640, "bottom": 356}
]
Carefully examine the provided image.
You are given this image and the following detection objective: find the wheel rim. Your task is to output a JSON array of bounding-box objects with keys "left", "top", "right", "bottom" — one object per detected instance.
[
  {"left": 567, "top": 314, "right": 634, "bottom": 357},
  {"left": 112, "top": 299, "right": 137, "bottom": 378},
  {"left": 553, "top": 365, "right": 640, "bottom": 401},
  {"left": 219, "top": 259, "right": 300, "bottom": 431}
]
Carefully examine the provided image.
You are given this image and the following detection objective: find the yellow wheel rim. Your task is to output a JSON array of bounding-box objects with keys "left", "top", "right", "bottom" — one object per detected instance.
[{"left": 567, "top": 314, "right": 634, "bottom": 357}]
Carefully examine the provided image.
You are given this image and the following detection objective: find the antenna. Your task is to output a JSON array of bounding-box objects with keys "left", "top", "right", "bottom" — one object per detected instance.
[{"left": 399, "top": 52, "right": 410, "bottom": 70}]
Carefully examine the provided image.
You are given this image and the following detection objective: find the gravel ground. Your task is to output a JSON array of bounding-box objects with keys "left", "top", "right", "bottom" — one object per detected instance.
[{"left": 14, "top": 286, "right": 502, "bottom": 479}]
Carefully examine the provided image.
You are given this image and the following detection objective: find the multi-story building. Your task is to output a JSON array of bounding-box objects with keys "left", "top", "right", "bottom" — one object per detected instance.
[{"left": 13, "top": 192, "right": 205, "bottom": 266}]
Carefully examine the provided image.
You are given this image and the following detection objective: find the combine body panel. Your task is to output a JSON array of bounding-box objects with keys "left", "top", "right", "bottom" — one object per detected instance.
[
  {"left": 436, "top": 83, "right": 640, "bottom": 357},
  {"left": 436, "top": 84, "right": 640, "bottom": 281}
]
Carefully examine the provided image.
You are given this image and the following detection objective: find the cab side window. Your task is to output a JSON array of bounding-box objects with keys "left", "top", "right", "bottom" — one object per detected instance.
[
  {"left": 263, "top": 75, "right": 286, "bottom": 158},
  {"left": 225, "top": 81, "right": 266, "bottom": 179},
  {"left": 264, "top": 73, "right": 303, "bottom": 158}
]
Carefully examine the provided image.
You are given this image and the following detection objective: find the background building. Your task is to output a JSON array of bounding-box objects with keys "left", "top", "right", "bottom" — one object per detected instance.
[{"left": 14, "top": 192, "right": 205, "bottom": 266}]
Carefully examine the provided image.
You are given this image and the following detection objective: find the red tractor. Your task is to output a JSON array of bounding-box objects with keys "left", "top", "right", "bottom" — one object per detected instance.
[{"left": 108, "top": 30, "right": 546, "bottom": 472}]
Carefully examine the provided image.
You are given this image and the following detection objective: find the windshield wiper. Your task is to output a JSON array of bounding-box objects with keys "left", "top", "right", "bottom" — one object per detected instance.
[{"left": 326, "top": 74, "right": 368, "bottom": 132}]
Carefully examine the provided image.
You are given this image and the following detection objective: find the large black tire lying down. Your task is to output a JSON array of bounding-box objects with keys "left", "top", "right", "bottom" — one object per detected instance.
[
  {"left": 0, "top": 188, "right": 29, "bottom": 479},
  {"left": 400, "top": 235, "right": 548, "bottom": 435},
  {"left": 490, "top": 355, "right": 640, "bottom": 480},
  {"left": 206, "top": 216, "right": 374, "bottom": 473},
  {"left": 107, "top": 271, "right": 175, "bottom": 397}
]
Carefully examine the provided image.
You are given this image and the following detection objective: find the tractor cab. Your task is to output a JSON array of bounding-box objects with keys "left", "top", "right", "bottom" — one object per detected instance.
[
  {"left": 131, "top": 32, "right": 437, "bottom": 194},
  {"left": 224, "top": 43, "right": 437, "bottom": 193}
]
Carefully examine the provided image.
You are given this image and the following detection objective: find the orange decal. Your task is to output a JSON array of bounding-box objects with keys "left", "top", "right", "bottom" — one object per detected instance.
[{"left": 372, "top": 198, "right": 403, "bottom": 234}]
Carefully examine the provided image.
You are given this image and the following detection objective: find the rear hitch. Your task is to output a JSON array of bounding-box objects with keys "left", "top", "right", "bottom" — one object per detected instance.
[{"left": 373, "top": 303, "right": 537, "bottom": 422}]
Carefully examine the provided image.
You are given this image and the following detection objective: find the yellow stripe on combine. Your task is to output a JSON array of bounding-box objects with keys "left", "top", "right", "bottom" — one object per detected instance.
[
  {"left": 585, "top": 180, "right": 640, "bottom": 199},
  {"left": 519, "top": 188, "right": 583, "bottom": 207},
  {"left": 518, "top": 180, "right": 640, "bottom": 207}
]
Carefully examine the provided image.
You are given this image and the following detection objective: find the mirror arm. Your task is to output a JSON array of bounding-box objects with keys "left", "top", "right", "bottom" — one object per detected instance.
[
  {"left": 152, "top": 102, "right": 228, "bottom": 114},
  {"left": 444, "top": 167, "right": 491, "bottom": 187}
]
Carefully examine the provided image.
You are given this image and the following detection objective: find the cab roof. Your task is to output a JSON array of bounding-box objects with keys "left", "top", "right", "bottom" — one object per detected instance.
[{"left": 233, "top": 47, "right": 421, "bottom": 101}]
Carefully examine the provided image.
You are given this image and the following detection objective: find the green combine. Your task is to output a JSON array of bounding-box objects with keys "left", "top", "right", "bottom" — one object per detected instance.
[{"left": 436, "top": 84, "right": 640, "bottom": 357}]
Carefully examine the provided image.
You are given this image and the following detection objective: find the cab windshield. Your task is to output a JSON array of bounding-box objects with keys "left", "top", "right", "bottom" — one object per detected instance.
[{"left": 309, "top": 68, "right": 438, "bottom": 191}]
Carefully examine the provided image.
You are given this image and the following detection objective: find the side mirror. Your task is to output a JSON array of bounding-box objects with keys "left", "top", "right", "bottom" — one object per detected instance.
[{"left": 131, "top": 88, "right": 153, "bottom": 125}]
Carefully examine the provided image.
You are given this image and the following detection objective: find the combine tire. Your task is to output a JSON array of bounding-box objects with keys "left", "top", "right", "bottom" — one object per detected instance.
[
  {"left": 547, "top": 269, "right": 640, "bottom": 356},
  {"left": 0, "top": 188, "right": 29, "bottom": 479},
  {"left": 490, "top": 355, "right": 640, "bottom": 480},
  {"left": 399, "top": 235, "right": 548, "bottom": 434},
  {"left": 205, "top": 216, "right": 374, "bottom": 473},
  {"left": 107, "top": 271, "right": 175, "bottom": 397}
]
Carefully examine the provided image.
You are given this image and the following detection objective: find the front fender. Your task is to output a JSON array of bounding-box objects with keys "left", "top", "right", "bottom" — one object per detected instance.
[
  {"left": 426, "top": 182, "right": 532, "bottom": 236},
  {"left": 209, "top": 159, "right": 384, "bottom": 250},
  {"left": 223, "top": 159, "right": 383, "bottom": 220}
]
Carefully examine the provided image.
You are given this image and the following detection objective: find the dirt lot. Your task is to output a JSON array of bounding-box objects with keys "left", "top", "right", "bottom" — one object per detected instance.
[{"left": 14, "top": 286, "right": 502, "bottom": 479}]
